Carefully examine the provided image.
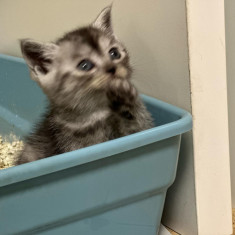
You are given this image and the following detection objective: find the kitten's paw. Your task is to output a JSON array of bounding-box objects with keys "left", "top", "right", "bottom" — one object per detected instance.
[{"left": 107, "top": 79, "right": 137, "bottom": 105}]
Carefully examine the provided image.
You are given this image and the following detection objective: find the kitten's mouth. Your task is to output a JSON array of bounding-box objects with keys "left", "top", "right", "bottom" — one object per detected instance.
[
  {"left": 88, "top": 66, "right": 129, "bottom": 91},
  {"left": 114, "top": 66, "right": 129, "bottom": 79}
]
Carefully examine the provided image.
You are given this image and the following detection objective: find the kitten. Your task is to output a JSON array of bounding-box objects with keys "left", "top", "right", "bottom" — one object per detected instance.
[{"left": 16, "top": 6, "right": 153, "bottom": 165}]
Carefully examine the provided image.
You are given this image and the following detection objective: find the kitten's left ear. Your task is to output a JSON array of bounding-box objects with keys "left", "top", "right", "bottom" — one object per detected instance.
[
  {"left": 92, "top": 6, "right": 113, "bottom": 34},
  {"left": 20, "top": 39, "right": 58, "bottom": 80}
]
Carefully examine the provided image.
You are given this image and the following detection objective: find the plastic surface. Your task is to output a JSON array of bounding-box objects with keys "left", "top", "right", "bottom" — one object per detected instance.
[{"left": 0, "top": 54, "right": 192, "bottom": 235}]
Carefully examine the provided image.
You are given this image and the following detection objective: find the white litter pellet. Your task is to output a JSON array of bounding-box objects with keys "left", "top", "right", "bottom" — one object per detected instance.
[{"left": 0, "top": 135, "right": 24, "bottom": 170}]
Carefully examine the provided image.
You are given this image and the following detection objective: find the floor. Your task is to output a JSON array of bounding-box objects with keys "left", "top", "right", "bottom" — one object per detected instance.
[
  {"left": 166, "top": 227, "right": 179, "bottom": 235},
  {"left": 159, "top": 224, "right": 179, "bottom": 235}
]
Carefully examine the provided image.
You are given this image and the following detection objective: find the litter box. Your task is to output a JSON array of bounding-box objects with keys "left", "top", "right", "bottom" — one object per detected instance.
[{"left": 0, "top": 54, "right": 192, "bottom": 235}]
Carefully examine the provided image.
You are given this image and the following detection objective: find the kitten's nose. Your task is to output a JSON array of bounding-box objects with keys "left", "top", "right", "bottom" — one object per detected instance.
[{"left": 106, "top": 66, "right": 116, "bottom": 75}]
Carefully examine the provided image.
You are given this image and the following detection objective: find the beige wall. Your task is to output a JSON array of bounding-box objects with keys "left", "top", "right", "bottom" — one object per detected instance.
[
  {"left": 0, "top": 0, "right": 191, "bottom": 111},
  {"left": 225, "top": 0, "right": 235, "bottom": 208}
]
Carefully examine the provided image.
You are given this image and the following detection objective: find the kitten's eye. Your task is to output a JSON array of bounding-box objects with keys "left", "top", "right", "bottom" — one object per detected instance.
[
  {"left": 109, "top": 47, "right": 121, "bottom": 60},
  {"left": 77, "top": 59, "right": 94, "bottom": 71}
]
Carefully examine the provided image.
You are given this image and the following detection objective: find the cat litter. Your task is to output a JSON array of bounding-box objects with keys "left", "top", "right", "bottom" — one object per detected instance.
[{"left": 0, "top": 135, "right": 24, "bottom": 169}]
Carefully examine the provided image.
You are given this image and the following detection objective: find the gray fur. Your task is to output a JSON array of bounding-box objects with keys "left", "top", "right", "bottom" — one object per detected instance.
[{"left": 17, "top": 6, "right": 153, "bottom": 165}]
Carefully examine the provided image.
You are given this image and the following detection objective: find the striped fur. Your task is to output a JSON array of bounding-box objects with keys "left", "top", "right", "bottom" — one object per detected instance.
[{"left": 17, "top": 6, "right": 153, "bottom": 164}]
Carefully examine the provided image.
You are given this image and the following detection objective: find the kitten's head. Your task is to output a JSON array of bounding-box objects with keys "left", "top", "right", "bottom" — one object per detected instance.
[{"left": 20, "top": 6, "right": 132, "bottom": 110}]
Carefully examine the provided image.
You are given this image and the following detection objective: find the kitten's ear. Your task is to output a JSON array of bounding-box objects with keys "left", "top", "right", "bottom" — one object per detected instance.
[
  {"left": 92, "top": 6, "right": 113, "bottom": 34},
  {"left": 20, "top": 39, "right": 58, "bottom": 80}
]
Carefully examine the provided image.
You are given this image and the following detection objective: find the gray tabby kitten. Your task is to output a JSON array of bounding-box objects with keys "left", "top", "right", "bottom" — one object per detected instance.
[{"left": 16, "top": 6, "right": 153, "bottom": 165}]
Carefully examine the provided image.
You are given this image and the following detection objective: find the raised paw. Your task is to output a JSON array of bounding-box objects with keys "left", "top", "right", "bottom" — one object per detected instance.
[{"left": 106, "top": 79, "right": 138, "bottom": 106}]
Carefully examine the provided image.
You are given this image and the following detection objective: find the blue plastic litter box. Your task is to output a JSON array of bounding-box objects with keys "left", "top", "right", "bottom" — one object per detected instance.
[{"left": 0, "top": 54, "right": 192, "bottom": 235}]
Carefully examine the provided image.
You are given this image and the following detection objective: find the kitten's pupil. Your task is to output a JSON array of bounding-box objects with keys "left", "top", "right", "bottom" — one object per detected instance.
[
  {"left": 109, "top": 48, "right": 121, "bottom": 60},
  {"left": 78, "top": 59, "right": 94, "bottom": 71}
]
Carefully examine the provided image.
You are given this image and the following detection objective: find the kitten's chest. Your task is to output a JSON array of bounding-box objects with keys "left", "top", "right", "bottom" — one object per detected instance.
[
  {"left": 53, "top": 105, "right": 140, "bottom": 151},
  {"left": 54, "top": 109, "right": 111, "bottom": 149}
]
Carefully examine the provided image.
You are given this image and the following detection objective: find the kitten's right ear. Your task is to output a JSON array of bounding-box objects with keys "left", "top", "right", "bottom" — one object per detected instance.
[
  {"left": 20, "top": 39, "right": 58, "bottom": 80},
  {"left": 92, "top": 6, "right": 113, "bottom": 34}
]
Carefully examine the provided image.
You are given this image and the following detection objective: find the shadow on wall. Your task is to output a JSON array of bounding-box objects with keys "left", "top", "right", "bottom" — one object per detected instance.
[{"left": 162, "top": 132, "right": 197, "bottom": 234}]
